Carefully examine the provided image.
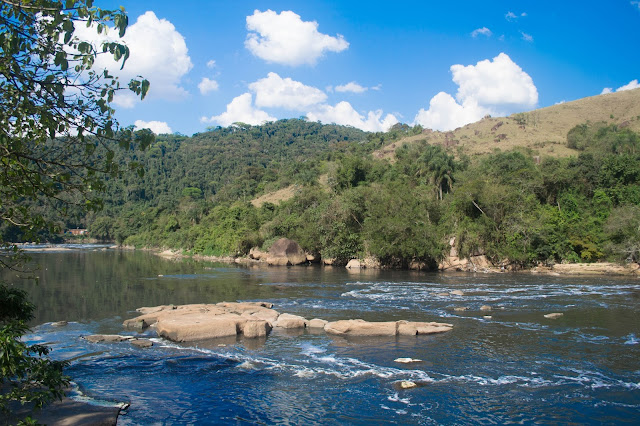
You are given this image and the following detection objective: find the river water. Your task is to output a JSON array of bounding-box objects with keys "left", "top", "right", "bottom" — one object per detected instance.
[{"left": 4, "top": 246, "right": 640, "bottom": 424}]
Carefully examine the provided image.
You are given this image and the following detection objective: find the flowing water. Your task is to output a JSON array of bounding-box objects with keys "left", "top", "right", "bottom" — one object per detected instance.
[{"left": 4, "top": 246, "right": 640, "bottom": 424}]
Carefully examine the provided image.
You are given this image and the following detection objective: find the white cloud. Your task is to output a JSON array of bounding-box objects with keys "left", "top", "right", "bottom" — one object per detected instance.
[
  {"left": 73, "top": 11, "right": 193, "bottom": 106},
  {"left": 506, "top": 11, "right": 527, "bottom": 21},
  {"left": 206, "top": 60, "right": 216, "bottom": 69},
  {"left": 471, "top": 27, "right": 492, "bottom": 38},
  {"left": 307, "top": 101, "right": 398, "bottom": 132},
  {"left": 134, "top": 120, "right": 172, "bottom": 134},
  {"left": 632, "top": 1, "right": 640, "bottom": 10},
  {"left": 617, "top": 79, "right": 640, "bottom": 91},
  {"left": 451, "top": 53, "right": 538, "bottom": 107},
  {"left": 601, "top": 79, "right": 639, "bottom": 95},
  {"left": 248, "top": 72, "right": 327, "bottom": 109},
  {"left": 201, "top": 93, "right": 276, "bottom": 127},
  {"left": 245, "top": 9, "right": 349, "bottom": 66},
  {"left": 414, "top": 53, "right": 538, "bottom": 131},
  {"left": 521, "top": 32, "right": 534, "bottom": 42},
  {"left": 414, "top": 92, "right": 490, "bottom": 131},
  {"left": 198, "top": 77, "right": 219, "bottom": 95},
  {"left": 335, "top": 82, "right": 368, "bottom": 93}
]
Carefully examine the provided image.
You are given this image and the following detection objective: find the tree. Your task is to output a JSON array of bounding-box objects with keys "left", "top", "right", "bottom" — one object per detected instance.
[{"left": 1, "top": 0, "right": 151, "bottom": 417}]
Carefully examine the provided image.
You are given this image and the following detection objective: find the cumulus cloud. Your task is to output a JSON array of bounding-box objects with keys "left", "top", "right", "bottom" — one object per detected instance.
[
  {"left": 198, "top": 78, "right": 219, "bottom": 95},
  {"left": 73, "top": 11, "right": 193, "bottom": 107},
  {"left": 471, "top": 27, "right": 492, "bottom": 38},
  {"left": 206, "top": 59, "right": 216, "bottom": 69},
  {"left": 617, "top": 79, "right": 640, "bottom": 91},
  {"left": 335, "top": 82, "right": 369, "bottom": 93},
  {"left": 307, "top": 101, "right": 398, "bottom": 132},
  {"left": 134, "top": 120, "right": 172, "bottom": 134},
  {"left": 602, "top": 79, "right": 640, "bottom": 94},
  {"left": 414, "top": 93, "right": 490, "bottom": 131},
  {"left": 414, "top": 53, "right": 538, "bottom": 131},
  {"left": 245, "top": 9, "right": 349, "bottom": 66},
  {"left": 201, "top": 93, "right": 276, "bottom": 127},
  {"left": 248, "top": 72, "right": 327, "bottom": 109}
]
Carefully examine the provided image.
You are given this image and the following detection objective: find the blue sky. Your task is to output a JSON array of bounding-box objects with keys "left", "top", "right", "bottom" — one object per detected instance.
[{"left": 90, "top": 1, "right": 640, "bottom": 135}]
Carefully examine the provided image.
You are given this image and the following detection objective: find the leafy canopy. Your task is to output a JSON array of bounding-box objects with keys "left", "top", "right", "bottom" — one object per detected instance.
[{"left": 1, "top": 0, "right": 152, "bottom": 417}]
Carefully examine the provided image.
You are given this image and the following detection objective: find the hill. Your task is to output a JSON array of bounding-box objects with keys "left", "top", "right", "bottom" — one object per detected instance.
[{"left": 375, "top": 88, "right": 640, "bottom": 159}]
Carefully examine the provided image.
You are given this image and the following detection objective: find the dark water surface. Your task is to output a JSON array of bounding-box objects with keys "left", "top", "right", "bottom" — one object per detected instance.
[{"left": 4, "top": 246, "right": 640, "bottom": 424}]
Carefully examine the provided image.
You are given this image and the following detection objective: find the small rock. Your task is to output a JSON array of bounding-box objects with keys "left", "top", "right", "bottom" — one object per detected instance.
[
  {"left": 544, "top": 312, "right": 563, "bottom": 319},
  {"left": 453, "top": 307, "right": 468, "bottom": 312},
  {"left": 84, "top": 334, "right": 134, "bottom": 343},
  {"left": 399, "top": 381, "right": 418, "bottom": 389},
  {"left": 450, "top": 290, "right": 464, "bottom": 296},
  {"left": 436, "top": 292, "right": 450, "bottom": 297},
  {"left": 394, "top": 358, "right": 422, "bottom": 364},
  {"left": 483, "top": 315, "right": 492, "bottom": 319},
  {"left": 131, "top": 339, "right": 153, "bottom": 348},
  {"left": 480, "top": 305, "right": 492, "bottom": 311},
  {"left": 51, "top": 321, "right": 68, "bottom": 327}
]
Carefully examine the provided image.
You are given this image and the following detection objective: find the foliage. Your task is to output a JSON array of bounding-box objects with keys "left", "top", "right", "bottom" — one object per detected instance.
[
  {"left": 1, "top": 0, "right": 151, "bottom": 417},
  {"left": 1, "top": 284, "right": 69, "bottom": 415}
]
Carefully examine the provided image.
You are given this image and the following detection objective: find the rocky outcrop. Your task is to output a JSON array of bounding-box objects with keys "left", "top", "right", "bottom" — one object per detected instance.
[
  {"left": 123, "top": 302, "right": 454, "bottom": 343},
  {"left": 324, "top": 319, "right": 453, "bottom": 337},
  {"left": 266, "top": 238, "right": 307, "bottom": 266},
  {"left": 123, "top": 302, "right": 279, "bottom": 342}
]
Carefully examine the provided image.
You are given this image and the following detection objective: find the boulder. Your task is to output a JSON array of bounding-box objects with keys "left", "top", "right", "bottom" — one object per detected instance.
[
  {"left": 325, "top": 319, "right": 453, "bottom": 337},
  {"left": 274, "top": 313, "right": 307, "bottom": 329},
  {"left": 345, "top": 259, "right": 362, "bottom": 269},
  {"left": 156, "top": 313, "right": 241, "bottom": 342},
  {"left": 51, "top": 321, "right": 68, "bottom": 327},
  {"left": 325, "top": 319, "right": 397, "bottom": 336},
  {"left": 249, "top": 247, "right": 268, "bottom": 260},
  {"left": 397, "top": 320, "right": 454, "bottom": 336},
  {"left": 308, "top": 318, "right": 328, "bottom": 328},
  {"left": 241, "top": 320, "right": 272, "bottom": 338},
  {"left": 266, "top": 238, "right": 307, "bottom": 266},
  {"left": 544, "top": 312, "right": 563, "bottom": 319},
  {"left": 480, "top": 305, "right": 492, "bottom": 311}
]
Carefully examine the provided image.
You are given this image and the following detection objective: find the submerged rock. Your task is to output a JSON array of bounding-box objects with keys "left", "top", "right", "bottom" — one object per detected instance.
[
  {"left": 544, "top": 312, "right": 564, "bottom": 319},
  {"left": 131, "top": 339, "right": 153, "bottom": 348},
  {"left": 84, "top": 334, "right": 134, "bottom": 343}
]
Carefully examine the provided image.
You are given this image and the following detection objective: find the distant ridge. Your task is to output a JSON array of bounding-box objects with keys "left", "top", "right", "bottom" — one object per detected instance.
[{"left": 376, "top": 87, "right": 640, "bottom": 159}]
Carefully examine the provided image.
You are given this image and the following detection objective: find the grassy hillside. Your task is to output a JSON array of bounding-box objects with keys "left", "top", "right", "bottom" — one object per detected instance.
[{"left": 375, "top": 88, "right": 640, "bottom": 159}]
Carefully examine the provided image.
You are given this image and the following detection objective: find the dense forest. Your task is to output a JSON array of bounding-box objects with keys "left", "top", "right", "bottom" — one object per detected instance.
[{"left": 6, "top": 118, "right": 640, "bottom": 269}]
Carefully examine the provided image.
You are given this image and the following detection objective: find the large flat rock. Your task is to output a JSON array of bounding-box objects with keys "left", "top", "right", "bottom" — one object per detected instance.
[{"left": 325, "top": 319, "right": 453, "bottom": 337}]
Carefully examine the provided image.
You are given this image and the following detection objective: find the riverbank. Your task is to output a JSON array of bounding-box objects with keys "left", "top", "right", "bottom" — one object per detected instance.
[{"left": 152, "top": 248, "right": 640, "bottom": 277}]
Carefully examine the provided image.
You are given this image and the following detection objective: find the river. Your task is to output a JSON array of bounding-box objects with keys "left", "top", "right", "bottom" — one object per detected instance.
[{"left": 4, "top": 245, "right": 640, "bottom": 424}]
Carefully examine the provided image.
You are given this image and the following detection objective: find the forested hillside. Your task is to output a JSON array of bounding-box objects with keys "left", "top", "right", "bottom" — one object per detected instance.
[{"left": 5, "top": 101, "right": 640, "bottom": 270}]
